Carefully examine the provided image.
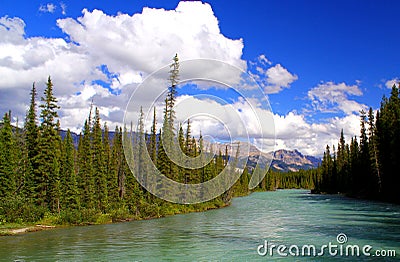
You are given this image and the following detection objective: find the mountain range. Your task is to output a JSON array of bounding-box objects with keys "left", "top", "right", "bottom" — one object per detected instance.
[{"left": 201, "top": 141, "right": 321, "bottom": 172}]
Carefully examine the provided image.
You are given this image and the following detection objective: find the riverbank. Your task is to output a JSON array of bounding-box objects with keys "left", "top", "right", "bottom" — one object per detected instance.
[
  {"left": 0, "top": 198, "right": 231, "bottom": 236},
  {"left": 0, "top": 224, "right": 57, "bottom": 236}
]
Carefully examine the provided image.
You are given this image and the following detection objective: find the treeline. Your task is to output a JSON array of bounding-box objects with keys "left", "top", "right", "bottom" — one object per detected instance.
[
  {"left": 0, "top": 55, "right": 318, "bottom": 225},
  {"left": 0, "top": 55, "right": 252, "bottom": 224},
  {"left": 251, "top": 169, "right": 315, "bottom": 192},
  {"left": 313, "top": 84, "right": 400, "bottom": 203}
]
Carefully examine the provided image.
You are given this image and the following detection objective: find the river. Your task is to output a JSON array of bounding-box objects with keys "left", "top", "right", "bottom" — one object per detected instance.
[{"left": 1, "top": 190, "right": 399, "bottom": 261}]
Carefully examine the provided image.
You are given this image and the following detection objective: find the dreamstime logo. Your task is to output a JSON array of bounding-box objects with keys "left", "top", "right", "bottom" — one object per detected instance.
[
  {"left": 257, "top": 233, "right": 397, "bottom": 258},
  {"left": 123, "top": 59, "right": 275, "bottom": 204}
]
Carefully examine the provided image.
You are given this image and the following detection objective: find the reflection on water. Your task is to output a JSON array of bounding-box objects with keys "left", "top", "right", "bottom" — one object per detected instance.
[{"left": 1, "top": 190, "right": 399, "bottom": 261}]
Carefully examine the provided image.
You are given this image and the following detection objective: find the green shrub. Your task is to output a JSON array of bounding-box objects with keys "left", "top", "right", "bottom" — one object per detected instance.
[
  {"left": 80, "top": 208, "right": 101, "bottom": 224},
  {"left": 59, "top": 209, "right": 82, "bottom": 224},
  {"left": 109, "top": 207, "right": 131, "bottom": 222},
  {"left": 96, "top": 214, "right": 112, "bottom": 224},
  {"left": 0, "top": 196, "right": 46, "bottom": 223}
]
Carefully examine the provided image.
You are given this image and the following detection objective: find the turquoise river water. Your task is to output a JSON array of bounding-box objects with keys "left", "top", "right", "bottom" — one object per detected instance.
[{"left": 1, "top": 189, "right": 399, "bottom": 261}]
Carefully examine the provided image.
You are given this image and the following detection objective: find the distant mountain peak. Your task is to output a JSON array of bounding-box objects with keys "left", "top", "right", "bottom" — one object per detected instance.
[{"left": 238, "top": 147, "right": 321, "bottom": 173}]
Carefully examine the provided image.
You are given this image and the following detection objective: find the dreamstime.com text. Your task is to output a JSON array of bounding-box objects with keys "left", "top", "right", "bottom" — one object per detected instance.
[{"left": 257, "top": 233, "right": 396, "bottom": 258}]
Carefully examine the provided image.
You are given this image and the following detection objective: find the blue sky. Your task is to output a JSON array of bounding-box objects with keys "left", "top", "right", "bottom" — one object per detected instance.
[{"left": 1, "top": 0, "right": 399, "bottom": 155}]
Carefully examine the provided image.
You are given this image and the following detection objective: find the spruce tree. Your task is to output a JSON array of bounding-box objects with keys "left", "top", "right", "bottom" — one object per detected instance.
[
  {"left": 167, "top": 54, "right": 179, "bottom": 125},
  {"left": 13, "top": 117, "right": 28, "bottom": 196},
  {"left": 104, "top": 123, "right": 118, "bottom": 206},
  {"left": 177, "top": 124, "right": 185, "bottom": 183},
  {"left": 61, "top": 129, "right": 79, "bottom": 209},
  {"left": 367, "top": 107, "right": 381, "bottom": 195},
  {"left": 149, "top": 107, "right": 157, "bottom": 163},
  {"left": 136, "top": 107, "right": 147, "bottom": 186},
  {"left": 184, "top": 120, "right": 192, "bottom": 184},
  {"left": 24, "top": 83, "right": 38, "bottom": 197},
  {"left": 358, "top": 109, "right": 371, "bottom": 195},
  {"left": 336, "top": 129, "right": 348, "bottom": 192},
  {"left": 349, "top": 136, "right": 360, "bottom": 194},
  {"left": 0, "top": 112, "right": 17, "bottom": 197},
  {"left": 77, "top": 119, "right": 95, "bottom": 208},
  {"left": 159, "top": 54, "right": 180, "bottom": 181},
  {"left": 34, "top": 76, "right": 61, "bottom": 209},
  {"left": 92, "top": 107, "right": 108, "bottom": 211},
  {"left": 115, "top": 127, "right": 126, "bottom": 200}
]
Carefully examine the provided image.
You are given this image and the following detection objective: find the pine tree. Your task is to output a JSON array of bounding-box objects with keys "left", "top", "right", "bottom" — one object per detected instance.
[
  {"left": 336, "top": 129, "right": 348, "bottom": 192},
  {"left": 77, "top": 119, "right": 95, "bottom": 208},
  {"left": 92, "top": 107, "right": 108, "bottom": 211},
  {"left": 367, "top": 107, "right": 381, "bottom": 195},
  {"left": 185, "top": 119, "right": 192, "bottom": 155},
  {"left": 177, "top": 124, "right": 185, "bottom": 183},
  {"left": 136, "top": 107, "right": 151, "bottom": 191},
  {"left": 104, "top": 123, "right": 118, "bottom": 206},
  {"left": 159, "top": 54, "right": 180, "bottom": 181},
  {"left": 331, "top": 145, "right": 338, "bottom": 193},
  {"left": 167, "top": 54, "right": 179, "bottom": 125},
  {"left": 61, "top": 129, "right": 79, "bottom": 209},
  {"left": 115, "top": 127, "right": 126, "bottom": 200},
  {"left": 0, "top": 112, "right": 17, "bottom": 197},
  {"left": 34, "top": 76, "right": 61, "bottom": 209},
  {"left": 349, "top": 136, "right": 360, "bottom": 194},
  {"left": 184, "top": 119, "right": 192, "bottom": 184},
  {"left": 13, "top": 117, "right": 28, "bottom": 196},
  {"left": 52, "top": 120, "right": 62, "bottom": 213},
  {"left": 320, "top": 145, "right": 333, "bottom": 193},
  {"left": 149, "top": 107, "right": 157, "bottom": 163},
  {"left": 24, "top": 83, "right": 38, "bottom": 197},
  {"left": 198, "top": 132, "right": 205, "bottom": 183},
  {"left": 156, "top": 128, "right": 169, "bottom": 182},
  {"left": 358, "top": 109, "right": 371, "bottom": 195}
]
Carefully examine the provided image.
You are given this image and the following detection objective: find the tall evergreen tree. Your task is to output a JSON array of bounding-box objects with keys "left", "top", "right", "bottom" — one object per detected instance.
[
  {"left": 24, "top": 83, "right": 38, "bottom": 197},
  {"left": 34, "top": 76, "right": 61, "bottom": 209},
  {"left": 61, "top": 129, "right": 79, "bottom": 209},
  {"left": 92, "top": 107, "right": 108, "bottom": 211},
  {"left": 167, "top": 54, "right": 179, "bottom": 126},
  {"left": 160, "top": 55, "right": 180, "bottom": 181},
  {"left": 149, "top": 107, "right": 157, "bottom": 163},
  {"left": 0, "top": 112, "right": 17, "bottom": 197},
  {"left": 349, "top": 136, "right": 360, "bottom": 193},
  {"left": 136, "top": 107, "right": 150, "bottom": 189},
  {"left": 336, "top": 129, "right": 348, "bottom": 192},
  {"left": 367, "top": 107, "right": 381, "bottom": 195},
  {"left": 104, "top": 123, "right": 118, "bottom": 206},
  {"left": 358, "top": 109, "right": 371, "bottom": 195},
  {"left": 13, "top": 116, "right": 28, "bottom": 196},
  {"left": 77, "top": 119, "right": 95, "bottom": 208},
  {"left": 115, "top": 127, "right": 126, "bottom": 200}
]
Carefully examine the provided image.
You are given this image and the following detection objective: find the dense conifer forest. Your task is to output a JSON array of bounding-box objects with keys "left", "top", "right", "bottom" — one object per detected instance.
[
  {"left": 0, "top": 55, "right": 311, "bottom": 226},
  {"left": 2, "top": 55, "right": 396, "bottom": 227},
  {"left": 313, "top": 84, "right": 400, "bottom": 203}
]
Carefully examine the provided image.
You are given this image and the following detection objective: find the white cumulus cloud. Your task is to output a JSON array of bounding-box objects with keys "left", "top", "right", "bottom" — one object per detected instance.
[
  {"left": 248, "top": 55, "right": 298, "bottom": 94},
  {"left": 269, "top": 112, "right": 361, "bottom": 156},
  {"left": 0, "top": 1, "right": 246, "bottom": 134},
  {"left": 264, "top": 64, "right": 298, "bottom": 94},
  {"left": 307, "top": 81, "right": 366, "bottom": 115}
]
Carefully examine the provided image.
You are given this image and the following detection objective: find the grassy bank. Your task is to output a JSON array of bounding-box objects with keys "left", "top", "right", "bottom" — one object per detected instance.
[{"left": 0, "top": 198, "right": 229, "bottom": 236}]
